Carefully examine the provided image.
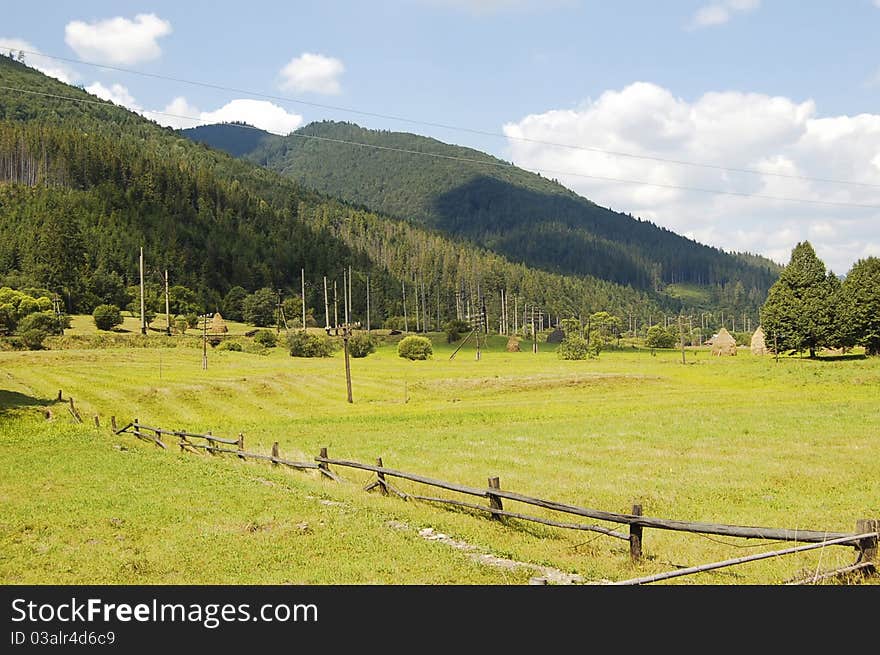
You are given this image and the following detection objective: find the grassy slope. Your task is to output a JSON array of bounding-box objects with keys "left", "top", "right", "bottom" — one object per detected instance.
[{"left": 2, "top": 337, "right": 878, "bottom": 584}]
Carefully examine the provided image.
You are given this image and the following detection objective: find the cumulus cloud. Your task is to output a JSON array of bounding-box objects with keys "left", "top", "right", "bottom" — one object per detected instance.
[
  {"left": 140, "top": 95, "right": 303, "bottom": 135},
  {"left": 502, "top": 82, "right": 880, "bottom": 274},
  {"left": 85, "top": 81, "right": 142, "bottom": 111},
  {"left": 687, "top": 0, "right": 760, "bottom": 29},
  {"left": 0, "top": 37, "right": 78, "bottom": 83},
  {"left": 65, "top": 14, "right": 172, "bottom": 65},
  {"left": 279, "top": 53, "right": 344, "bottom": 94}
]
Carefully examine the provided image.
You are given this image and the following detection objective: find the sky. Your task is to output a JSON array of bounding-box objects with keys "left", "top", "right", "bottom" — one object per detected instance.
[{"left": 2, "top": 0, "right": 880, "bottom": 274}]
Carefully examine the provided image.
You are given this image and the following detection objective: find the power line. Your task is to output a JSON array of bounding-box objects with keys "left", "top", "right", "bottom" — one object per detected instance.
[
  {"left": 7, "top": 47, "right": 880, "bottom": 191},
  {"left": 2, "top": 84, "right": 880, "bottom": 211}
]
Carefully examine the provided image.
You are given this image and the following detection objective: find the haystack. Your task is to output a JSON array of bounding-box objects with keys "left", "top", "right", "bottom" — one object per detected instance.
[
  {"left": 711, "top": 327, "right": 737, "bottom": 356},
  {"left": 750, "top": 326, "right": 768, "bottom": 355},
  {"left": 506, "top": 336, "right": 521, "bottom": 352},
  {"left": 210, "top": 312, "right": 228, "bottom": 334}
]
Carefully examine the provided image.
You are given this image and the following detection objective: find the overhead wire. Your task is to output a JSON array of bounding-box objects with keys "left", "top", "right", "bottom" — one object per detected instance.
[
  {"left": 2, "top": 84, "right": 880, "bottom": 211},
  {"left": 7, "top": 47, "right": 880, "bottom": 191}
]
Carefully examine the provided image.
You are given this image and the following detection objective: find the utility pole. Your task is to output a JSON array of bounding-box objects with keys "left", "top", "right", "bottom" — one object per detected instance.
[
  {"left": 333, "top": 280, "right": 338, "bottom": 333},
  {"left": 301, "top": 268, "right": 306, "bottom": 330},
  {"left": 348, "top": 265, "right": 353, "bottom": 326},
  {"left": 323, "top": 276, "right": 330, "bottom": 332},
  {"left": 532, "top": 305, "right": 537, "bottom": 353},
  {"left": 366, "top": 274, "right": 370, "bottom": 332},
  {"left": 402, "top": 281, "right": 408, "bottom": 333},
  {"left": 202, "top": 312, "right": 208, "bottom": 370},
  {"left": 513, "top": 295, "right": 518, "bottom": 335},
  {"left": 164, "top": 270, "right": 170, "bottom": 336},
  {"left": 342, "top": 323, "right": 353, "bottom": 403},
  {"left": 139, "top": 247, "right": 147, "bottom": 335},
  {"left": 343, "top": 269, "right": 350, "bottom": 326},
  {"left": 679, "top": 315, "right": 686, "bottom": 365}
]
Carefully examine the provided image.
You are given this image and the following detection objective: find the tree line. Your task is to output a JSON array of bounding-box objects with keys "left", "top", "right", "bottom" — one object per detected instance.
[{"left": 761, "top": 242, "right": 879, "bottom": 356}]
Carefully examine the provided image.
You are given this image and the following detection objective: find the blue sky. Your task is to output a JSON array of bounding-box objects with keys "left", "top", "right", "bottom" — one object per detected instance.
[{"left": 3, "top": 1, "right": 880, "bottom": 272}]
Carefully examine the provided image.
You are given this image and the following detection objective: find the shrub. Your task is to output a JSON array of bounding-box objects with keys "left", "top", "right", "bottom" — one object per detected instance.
[
  {"left": 18, "top": 311, "right": 64, "bottom": 336},
  {"left": 16, "top": 296, "right": 41, "bottom": 317},
  {"left": 254, "top": 330, "right": 278, "bottom": 348},
  {"left": 645, "top": 325, "right": 676, "bottom": 349},
  {"left": 443, "top": 319, "right": 470, "bottom": 343},
  {"left": 347, "top": 332, "right": 377, "bottom": 358},
  {"left": 557, "top": 334, "right": 592, "bottom": 360},
  {"left": 185, "top": 313, "right": 199, "bottom": 329},
  {"left": 174, "top": 318, "right": 189, "bottom": 334},
  {"left": 243, "top": 288, "right": 277, "bottom": 327},
  {"left": 288, "top": 330, "right": 335, "bottom": 358},
  {"left": 398, "top": 335, "right": 433, "bottom": 360},
  {"left": 217, "top": 340, "right": 243, "bottom": 352},
  {"left": 93, "top": 304, "right": 124, "bottom": 331},
  {"left": 383, "top": 316, "right": 406, "bottom": 331},
  {"left": 21, "top": 328, "right": 47, "bottom": 350}
]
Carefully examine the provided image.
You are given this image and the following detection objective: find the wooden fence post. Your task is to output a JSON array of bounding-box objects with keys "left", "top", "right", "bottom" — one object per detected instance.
[
  {"left": 207, "top": 431, "right": 215, "bottom": 455},
  {"left": 110, "top": 416, "right": 117, "bottom": 432},
  {"left": 856, "top": 519, "right": 878, "bottom": 566},
  {"left": 376, "top": 457, "right": 388, "bottom": 496},
  {"left": 318, "top": 447, "right": 331, "bottom": 479},
  {"left": 630, "top": 503, "right": 643, "bottom": 563},
  {"left": 237, "top": 433, "right": 245, "bottom": 459},
  {"left": 93, "top": 415, "right": 100, "bottom": 428},
  {"left": 57, "top": 389, "right": 62, "bottom": 401},
  {"left": 271, "top": 442, "right": 279, "bottom": 466},
  {"left": 488, "top": 477, "right": 503, "bottom": 519}
]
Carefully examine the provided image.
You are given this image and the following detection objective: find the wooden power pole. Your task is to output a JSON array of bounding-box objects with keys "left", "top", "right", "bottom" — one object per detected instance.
[
  {"left": 139, "top": 247, "right": 146, "bottom": 335},
  {"left": 164, "top": 270, "right": 170, "bottom": 336}
]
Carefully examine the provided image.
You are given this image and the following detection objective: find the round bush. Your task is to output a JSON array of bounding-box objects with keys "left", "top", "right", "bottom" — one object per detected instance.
[
  {"left": 217, "top": 340, "right": 243, "bottom": 352},
  {"left": 254, "top": 330, "right": 278, "bottom": 348},
  {"left": 347, "top": 332, "right": 377, "bottom": 358},
  {"left": 21, "top": 328, "right": 47, "bottom": 350},
  {"left": 93, "top": 304, "right": 124, "bottom": 331},
  {"left": 556, "top": 335, "right": 591, "bottom": 360},
  {"left": 397, "top": 335, "right": 433, "bottom": 360},
  {"left": 288, "top": 330, "right": 335, "bottom": 358},
  {"left": 17, "top": 311, "right": 63, "bottom": 336}
]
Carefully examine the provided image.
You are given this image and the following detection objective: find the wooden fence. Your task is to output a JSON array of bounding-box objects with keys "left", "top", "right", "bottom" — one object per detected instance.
[{"left": 113, "top": 418, "right": 878, "bottom": 585}]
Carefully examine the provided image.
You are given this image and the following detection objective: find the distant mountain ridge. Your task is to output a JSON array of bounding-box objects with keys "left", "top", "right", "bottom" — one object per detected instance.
[{"left": 182, "top": 120, "right": 780, "bottom": 308}]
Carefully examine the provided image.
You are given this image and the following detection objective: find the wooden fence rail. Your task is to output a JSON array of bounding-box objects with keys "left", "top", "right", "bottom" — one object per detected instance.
[
  {"left": 113, "top": 419, "right": 877, "bottom": 581},
  {"left": 316, "top": 456, "right": 858, "bottom": 546}
]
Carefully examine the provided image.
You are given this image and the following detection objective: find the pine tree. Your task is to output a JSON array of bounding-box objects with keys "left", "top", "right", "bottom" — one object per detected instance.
[
  {"left": 841, "top": 257, "right": 880, "bottom": 355},
  {"left": 760, "top": 242, "right": 837, "bottom": 357}
]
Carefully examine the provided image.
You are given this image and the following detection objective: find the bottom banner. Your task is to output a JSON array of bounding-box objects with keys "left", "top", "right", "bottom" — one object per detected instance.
[{"left": 1, "top": 585, "right": 875, "bottom": 649}]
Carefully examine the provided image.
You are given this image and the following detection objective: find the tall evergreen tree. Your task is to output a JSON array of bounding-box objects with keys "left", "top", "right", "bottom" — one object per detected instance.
[
  {"left": 760, "top": 241, "right": 838, "bottom": 357},
  {"left": 841, "top": 257, "right": 880, "bottom": 355}
]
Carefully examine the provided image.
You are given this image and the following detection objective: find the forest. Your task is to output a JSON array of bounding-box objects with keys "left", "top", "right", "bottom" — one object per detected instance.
[{"left": 0, "top": 54, "right": 670, "bottom": 329}]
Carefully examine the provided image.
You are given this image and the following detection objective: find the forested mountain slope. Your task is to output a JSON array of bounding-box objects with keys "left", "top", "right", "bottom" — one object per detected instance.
[
  {"left": 183, "top": 120, "right": 779, "bottom": 304},
  {"left": 0, "top": 55, "right": 668, "bottom": 323}
]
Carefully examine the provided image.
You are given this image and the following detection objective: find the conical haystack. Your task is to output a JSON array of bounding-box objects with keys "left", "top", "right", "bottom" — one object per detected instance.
[
  {"left": 711, "top": 327, "right": 737, "bottom": 356},
  {"left": 506, "top": 336, "right": 521, "bottom": 352},
  {"left": 750, "top": 326, "right": 768, "bottom": 355},
  {"left": 211, "top": 312, "right": 228, "bottom": 334}
]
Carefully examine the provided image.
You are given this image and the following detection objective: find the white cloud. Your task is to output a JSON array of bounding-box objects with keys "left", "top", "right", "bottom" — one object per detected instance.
[
  {"left": 197, "top": 99, "right": 303, "bottom": 135},
  {"left": 65, "top": 13, "right": 172, "bottom": 65},
  {"left": 143, "top": 96, "right": 303, "bottom": 135},
  {"left": 687, "top": 0, "right": 760, "bottom": 29},
  {"left": 502, "top": 81, "right": 880, "bottom": 274},
  {"left": 85, "top": 81, "right": 141, "bottom": 111},
  {"left": 279, "top": 53, "right": 344, "bottom": 95},
  {"left": 0, "top": 37, "right": 78, "bottom": 83}
]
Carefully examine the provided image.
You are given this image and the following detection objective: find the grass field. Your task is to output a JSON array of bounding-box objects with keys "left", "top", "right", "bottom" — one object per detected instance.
[{"left": 1, "top": 328, "right": 878, "bottom": 584}]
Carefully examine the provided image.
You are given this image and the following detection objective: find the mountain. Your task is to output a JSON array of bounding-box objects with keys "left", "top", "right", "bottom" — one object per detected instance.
[
  {"left": 0, "top": 54, "right": 667, "bottom": 325},
  {"left": 182, "top": 121, "right": 275, "bottom": 157},
  {"left": 182, "top": 121, "right": 780, "bottom": 307}
]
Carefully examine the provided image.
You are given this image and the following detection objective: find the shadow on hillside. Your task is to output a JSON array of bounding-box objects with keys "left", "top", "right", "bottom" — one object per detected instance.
[
  {"left": 0, "top": 390, "right": 54, "bottom": 415},
  {"left": 430, "top": 175, "right": 653, "bottom": 286},
  {"left": 814, "top": 353, "right": 868, "bottom": 362}
]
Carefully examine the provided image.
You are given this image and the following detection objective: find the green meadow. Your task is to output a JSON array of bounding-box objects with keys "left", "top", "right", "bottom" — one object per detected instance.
[{"left": 1, "top": 329, "right": 878, "bottom": 584}]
